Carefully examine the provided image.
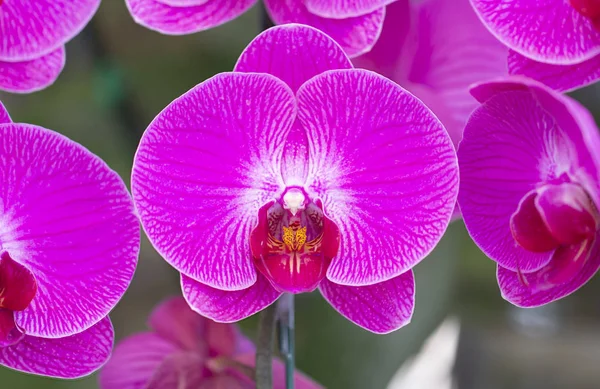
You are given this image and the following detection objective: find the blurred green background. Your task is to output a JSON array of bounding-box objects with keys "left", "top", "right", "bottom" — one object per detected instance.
[{"left": 1, "top": 2, "right": 600, "bottom": 388}]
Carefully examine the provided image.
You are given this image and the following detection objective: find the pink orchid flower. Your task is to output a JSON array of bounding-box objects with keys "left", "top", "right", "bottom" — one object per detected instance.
[
  {"left": 0, "top": 102, "right": 140, "bottom": 377},
  {"left": 471, "top": 0, "right": 600, "bottom": 91},
  {"left": 99, "top": 297, "right": 322, "bottom": 389},
  {"left": 125, "top": 0, "right": 402, "bottom": 57},
  {"left": 131, "top": 24, "right": 458, "bottom": 334},
  {"left": 0, "top": 0, "right": 100, "bottom": 93},
  {"left": 458, "top": 77, "right": 600, "bottom": 307}
]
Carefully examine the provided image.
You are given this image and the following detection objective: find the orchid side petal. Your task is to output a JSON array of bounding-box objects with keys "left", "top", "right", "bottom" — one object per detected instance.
[
  {"left": 132, "top": 72, "right": 296, "bottom": 291},
  {"left": 304, "top": 0, "right": 393, "bottom": 18},
  {"left": 0, "top": 124, "right": 139, "bottom": 338},
  {"left": 297, "top": 69, "right": 458, "bottom": 286}
]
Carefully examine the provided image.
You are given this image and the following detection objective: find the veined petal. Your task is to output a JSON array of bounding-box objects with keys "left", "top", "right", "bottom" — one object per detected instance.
[
  {"left": 132, "top": 72, "right": 296, "bottom": 291},
  {"left": 497, "top": 236, "right": 600, "bottom": 307},
  {"left": 459, "top": 78, "right": 600, "bottom": 272},
  {"left": 125, "top": 0, "right": 256, "bottom": 35},
  {"left": 181, "top": 273, "right": 282, "bottom": 323},
  {"left": 0, "top": 317, "right": 113, "bottom": 379},
  {"left": 0, "top": 0, "right": 100, "bottom": 61},
  {"left": 157, "top": 0, "right": 209, "bottom": 6},
  {"left": 98, "top": 332, "right": 179, "bottom": 389},
  {"left": 470, "top": 0, "right": 600, "bottom": 65},
  {"left": 508, "top": 50, "right": 600, "bottom": 92},
  {"left": 297, "top": 69, "right": 458, "bottom": 286},
  {"left": 0, "top": 124, "right": 139, "bottom": 338},
  {"left": 0, "top": 102, "right": 11, "bottom": 124},
  {"left": 319, "top": 270, "right": 415, "bottom": 334},
  {"left": 264, "top": 0, "right": 385, "bottom": 58},
  {"left": 235, "top": 24, "right": 352, "bottom": 92},
  {"left": 304, "top": 0, "right": 394, "bottom": 18},
  {"left": 0, "top": 47, "right": 65, "bottom": 94}
]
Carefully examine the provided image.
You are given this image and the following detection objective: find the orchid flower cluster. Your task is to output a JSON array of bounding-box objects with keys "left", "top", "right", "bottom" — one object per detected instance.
[{"left": 0, "top": 0, "right": 599, "bottom": 387}]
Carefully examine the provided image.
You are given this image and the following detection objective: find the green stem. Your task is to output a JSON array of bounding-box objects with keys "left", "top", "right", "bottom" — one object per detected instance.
[
  {"left": 278, "top": 294, "right": 295, "bottom": 389},
  {"left": 255, "top": 303, "right": 277, "bottom": 389}
]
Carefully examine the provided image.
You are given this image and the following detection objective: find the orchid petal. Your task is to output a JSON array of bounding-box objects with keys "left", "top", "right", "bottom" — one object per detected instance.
[
  {"left": 319, "top": 270, "right": 415, "bottom": 334},
  {"left": 0, "top": 102, "right": 11, "bottom": 124},
  {"left": 200, "top": 374, "right": 253, "bottom": 389},
  {"left": 459, "top": 78, "right": 600, "bottom": 272},
  {"left": 508, "top": 50, "right": 600, "bottom": 92},
  {"left": 0, "top": 123, "right": 139, "bottom": 338},
  {"left": 148, "top": 296, "right": 244, "bottom": 356},
  {"left": 304, "top": 0, "right": 393, "bottom": 18},
  {"left": 497, "top": 237, "right": 600, "bottom": 307},
  {"left": 470, "top": 0, "right": 600, "bottom": 65},
  {"left": 0, "top": 317, "right": 113, "bottom": 379},
  {"left": 235, "top": 24, "right": 352, "bottom": 92},
  {"left": 264, "top": 0, "right": 385, "bottom": 58},
  {"left": 157, "top": 0, "right": 209, "bottom": 6},
  {"left": 125, "top": 0, "right": 256, "bottom": 35},
  {"left": 297, "top": 69, "right": 458, "bottom": 286},
  {"left": 0, "top": 47, "right": 65, "bottom": 94},
  {"left": 181, "top": 273, "right": 282, "bottom": 323},
  {"left": 99, "top": 332, "right": 179, "bottom": 389},
  {"left": 132, "top": 72, "right": 296, "bottom": 291},
  {"left": 0, "top": 0, "right": 100, "bottom": 62},
  {"left": 146, "top": 352, "right": 207, "bottom": 389}
]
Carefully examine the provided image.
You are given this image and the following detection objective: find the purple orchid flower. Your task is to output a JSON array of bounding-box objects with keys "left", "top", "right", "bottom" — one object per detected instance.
[
  {"left": 99, "top": 297, "right": 321, "bottom": 389},
  {"left": 0, "top": 102, "right": 140, "bottom": 377},
  {"left": 125, "top": 0, "right": 401, "bottom": 57},
  {"left": 458, "top": 77, "right": 600, "bottom": 308},
  {"left": 471, "top": 0, "right": 600, "bottom": 91},
  {"left": 0, "top": 0, "right": 100, "bottom": 93},
  {"left": 131, "top": 24, "right": 458, "bottom": 334},
  {"left": 354, "top": 0, "right": 507, "bottom": 153}
]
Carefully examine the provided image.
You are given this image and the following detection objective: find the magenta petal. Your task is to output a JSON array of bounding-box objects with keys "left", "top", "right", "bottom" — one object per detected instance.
[
  {"left": 497, "top": 237, "right": 600, "bottom": 307},
  {"left": 0, "top": 317, "right": 113, "bottom": 379},
  {"left": 99, "top": 332, "right": 179, "bottom": 389},
  {"left": 146, "top": 352, "right": 206, "bottom": 389},
  {"left": 320, "top": 270, "right": 415, "bottom": 334},
  {"left": 470, "top": 0, "right": 600, "bottom": 65},
  {"left": 297, "top": 69, "right": 458, "bottom": 286},
  {"left": 125, "top": 0, "right": 256, "bottom": 35},
  {"left": 148, "top": 297, "right": 243, "bottom": 356},
  {"left": 157, "top": 0, "right": 210, "bottom": 5},
  {"left": 132, "top": 72, "right": 296, "bottom": 291},
  {"left": 234, "top": 352, "right": 323, "bottom": 389},
  {"left": 459, "top": 78, "right": 600, "bottom": 272},
  {"left": 264, "top": 0, "right": 385, "bottom": 57},
  {"left": 508, "top": 50, "right": 600, "bottom": 92},
  {"left": 0, "top": 47, "right": 65, "bottom": 94},
  {"left": 304, "top": 0, "right": 393, "bottom": 18},
  {"left": 0, "top": 102, "right": 11, "bottom": 124},
  {"left": 200, "top": 375, "right": 252, "bottom": 389},
  {"left": 0, "top": 0, "right": 100, "bottom": 61},
  {"left": 235, "top": 24, "right": 352, "bottom": 92},
  {"left": 0, "top": 123, "right": 139, "bottom": 338},
  {"left": 181, "top": 273, "right": 282, "bottom": 323}
]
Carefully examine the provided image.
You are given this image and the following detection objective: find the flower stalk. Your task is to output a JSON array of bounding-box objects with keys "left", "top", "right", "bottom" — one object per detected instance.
[
  {"left": 255, "top": 302, "right": 277, "bottom": 388},
  {"left": 278, "top": 294, "right": 295, "bottom": 389}
]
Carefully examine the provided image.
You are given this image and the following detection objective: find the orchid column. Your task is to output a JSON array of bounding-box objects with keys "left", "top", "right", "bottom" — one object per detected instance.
[{"left": 131, "top": 24, "right": 458, "bottom": 386}]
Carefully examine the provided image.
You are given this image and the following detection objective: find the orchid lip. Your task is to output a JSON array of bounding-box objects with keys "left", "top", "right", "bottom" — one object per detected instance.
[
  {"left": 251, "top": 187, "right": 340, "bottom": 294},
  {"left": 569, "top": 0, "right": 600, "bottom": 30},
  {"left": 0, "top": 251, "right": 38, "bottom": 347},
  {"left": 510, "top": 182, "right": 599, "bottom": 289}
]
